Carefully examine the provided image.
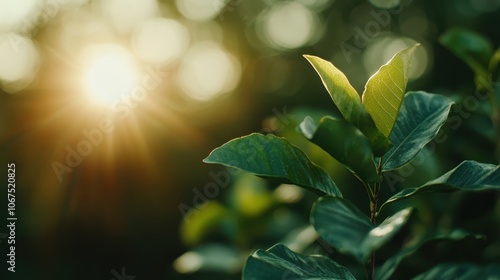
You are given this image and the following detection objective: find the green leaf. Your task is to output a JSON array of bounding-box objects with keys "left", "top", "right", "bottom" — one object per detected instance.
[
  {"left": 379, "top": 160, "right": 500, "bottom": 213},
  {"left": 242, "top": 243, "right": 356, "bottom": 280},
  {"left": 376, "top": 229, "right": 485, "bottom": 280},
  {"left": 303, "top": 54, "right": 392, "bottom": 156},
  {"left": 382, "top": 91, "right": 454, "bottom": 171},
  {"left": 362, "top": 44, "right": 419, "bottom": 138},
  {"left": 303, "top": 55, "right": 363, "bottom": 121},
  {"left": 203, "top": 133, "right": 342, "bottom": 197},
  {"left": 311, "top": 196, "right": 412, "bottom": 262},
  {"left": 299, "top": 116, "right": 379, "bottom": 183},
  {"left": 440, "top": 28, "right": 493, "bottom": 78},
  {"left": 412, "top": 263, "right": 500, "bottom": 280}
]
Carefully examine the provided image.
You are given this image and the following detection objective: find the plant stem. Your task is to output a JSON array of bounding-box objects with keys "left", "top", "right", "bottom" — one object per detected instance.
[
  {"left": 368, "top": 185, "right": 379, "bottom": 280},
  {"left": 367, "top": 158, "right": 382, "bottom": 279}
]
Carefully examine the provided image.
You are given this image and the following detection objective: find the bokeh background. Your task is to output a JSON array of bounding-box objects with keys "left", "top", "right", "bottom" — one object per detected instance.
[{"left": 0, "top": 0, "right": 499, "bottom": 279}]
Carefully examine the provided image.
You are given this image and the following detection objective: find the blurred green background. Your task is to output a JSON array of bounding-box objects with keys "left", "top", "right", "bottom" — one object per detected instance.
[{"left": 0, "top": 0, "right": 499, "bottom": 279}]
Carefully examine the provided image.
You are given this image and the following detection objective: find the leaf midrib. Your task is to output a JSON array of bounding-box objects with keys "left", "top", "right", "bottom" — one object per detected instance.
[{"left": 383, "top": 102, "right": 448, "bottom": 169}]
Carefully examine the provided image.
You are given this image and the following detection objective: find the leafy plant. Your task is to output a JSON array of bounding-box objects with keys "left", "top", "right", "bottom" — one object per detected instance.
[
  {"left": 203, "top": 44, "right": 500, "bottom": 279},
  {"left": 440, "top": 28, "right": 500, "bottom": 160}
]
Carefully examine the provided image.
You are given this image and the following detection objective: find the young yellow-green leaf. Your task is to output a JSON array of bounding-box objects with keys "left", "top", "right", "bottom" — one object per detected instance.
[
  {"left": 304, "top": 55, "right": 392, "bottom": 155},
  {"left": 203, "top": 133, "right": 342, "bottom": 197},
  {"left": 362, "top": 44, "right": 419, "bottom": 137},
  {"left": 303, "top": 55, "right": 362, "bottom": 121}
]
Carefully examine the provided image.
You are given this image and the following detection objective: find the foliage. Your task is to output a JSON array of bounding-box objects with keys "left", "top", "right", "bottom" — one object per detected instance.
[
  {"left": 203, "top": 44, "right": 500, "bottom": 279},
  {"left": 440, "top": 28, "right": 500, "bottom": 160}
]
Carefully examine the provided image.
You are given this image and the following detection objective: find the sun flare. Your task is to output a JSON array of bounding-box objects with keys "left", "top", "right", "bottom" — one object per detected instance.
[{"left": 82, "top": 44, "right": 139, "bottom": 105}]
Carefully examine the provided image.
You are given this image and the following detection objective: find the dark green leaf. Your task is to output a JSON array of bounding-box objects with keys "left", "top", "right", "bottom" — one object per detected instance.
[
  {"left": 362, "top": 44, "right": 419, "bottom": 138},
  {"left": 382, "top": 91, "right": 454, "bottom": 171},
  {"left": 412, "top": 263, "right": 500, "bottom": 280},
  {"left": 242, "top": 243, "right": 356, "bottom": 280},
  {"left": 440, "top": 28, "right": 493, "bottom": 78},
  {"left": 303, "top": 55, "right": 391, "bottom": 156},
  {"left": 311, "top": 196, "right": 412, "bottom": 262},
  {"left": 379, "top": 160, "right": 500, "bottom": 213},
  {"left": 203, "top": 133, "right": 342, "bottom": 197},
  {"left": 376, "top": 229, "right": 485, "bottom": 280},
  {"left": 299, "top": 116, "right": 379, "bottom": 183}
]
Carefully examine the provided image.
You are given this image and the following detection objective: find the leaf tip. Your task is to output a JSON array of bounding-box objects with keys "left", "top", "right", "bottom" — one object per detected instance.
[{"left": 299, "top": 116, "right": 317, "bottom": 139}]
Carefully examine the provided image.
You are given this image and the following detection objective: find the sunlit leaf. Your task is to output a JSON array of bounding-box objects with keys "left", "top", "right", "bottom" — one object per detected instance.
[
  {"left": 440, "top": 28, "right": 493, "bottom": 78},
  {"left": 412, "top": 262, "right": 500, "bottom": 280},
  {"left": 242, "top": 243, "right": 356, "bottom": 280},
  {"left": 303, "top": 55, "right": 363, "bottom": 121},
  {"left": 382, "top": 91, "right": 454, "bottom": 171},
  {"left": 311, "top": 196, "right": 412, "bottom": 262},
  {"left": 376, "top": 229, "right": 485, "bottom": 280},
  {"left": 304, "top": 54, "right": 391, "bottom": 156},
  {"left": 299, "top": 116, "right": 379, "bottom": 183},
  {"left": 362, "top": 44, "right": 419, "bottom": 137},
  {"left": 379, "top": 160, "right": 500, "bottom": 213},
  {"left": 203, "top": 133, "right": 342, "bottom": 197}
]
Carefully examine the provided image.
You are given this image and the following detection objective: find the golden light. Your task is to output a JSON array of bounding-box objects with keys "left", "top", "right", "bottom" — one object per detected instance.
[
  {"left": 177, "top": 41, "right": 241, "bottom": 102},
  {"left": 81, "top": 44, "right": 140, "bottom": 105},
  {"left": 257, "top": 2, "right": 321, "bottom": 50},
  {"left": 0, "top": 33, "right": 40, "bottom": 93},
  {"left": 173, "top": 251, "right": 204, "bottom": 274},
  {"left": 175, "top": 0, "right": 226, "bottom": 22},
  {"left": 131, "top": 17, "right": 190, "bottom": 65},
  {"left": 0, "top": 0, "right": 38, "bottom": 32},
  {"left": 99, "top": 0, "right": 159, "bottom": 34}
]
